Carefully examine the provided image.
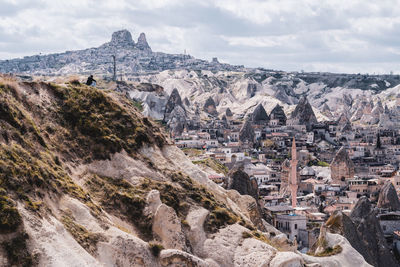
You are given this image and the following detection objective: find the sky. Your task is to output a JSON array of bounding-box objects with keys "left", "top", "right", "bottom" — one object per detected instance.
[{"left": 1, "top": 0, "right": 400, "bottom": 74}]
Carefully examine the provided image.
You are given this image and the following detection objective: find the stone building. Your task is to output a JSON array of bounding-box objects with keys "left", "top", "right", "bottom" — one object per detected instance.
[{"left": 330, "top": 147, "right": 355, "bottom": 186}]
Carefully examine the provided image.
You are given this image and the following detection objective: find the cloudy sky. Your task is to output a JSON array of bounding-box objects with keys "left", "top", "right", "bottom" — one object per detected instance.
[{"left": 1, "top": 0, "right": 400, "bottom": 74}]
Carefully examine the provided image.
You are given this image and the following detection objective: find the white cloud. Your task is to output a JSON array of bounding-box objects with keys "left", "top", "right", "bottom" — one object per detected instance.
[{"left": 0, "top": 0, "right": 399, "bottom": 73}]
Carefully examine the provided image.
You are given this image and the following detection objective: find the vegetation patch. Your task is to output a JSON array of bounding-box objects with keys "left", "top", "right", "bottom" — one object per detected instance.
[
  {"left": 2, "top": 233, "right": 36, "bottom": 267},
  {"left": 242, "top": 231, "right": 252, "bottom": 239},
  {"left": 0, "top": 188, "right": 22, "bottom": 232},
  {"left": 0, "top": 143, "right": 97, "bottom": 214},
  {"left": 308, "top": 245, "right": 343, "bottom": 257},
  {"left": 61, "top": 213, "right": 104, "bottom": 255},
  {"left": 149, "top": 242, "right": 164, "bottom": 257},
  {"left": 50, "top": 83, "right": 164, "bottom": 160},
  {"left": 192, "top": 158, "right": 228, "bottom": 175},
  {"left": 85, "top": 174, "right": 153, "bottom": 240},
  {"left": 182, "top": 148, "right": 203, "bottom": 157}
]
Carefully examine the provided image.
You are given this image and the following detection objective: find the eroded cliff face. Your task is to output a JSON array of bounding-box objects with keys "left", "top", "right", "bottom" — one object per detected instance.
[{"left": 0, "top": 77, "right": 371, "bottom": 267}]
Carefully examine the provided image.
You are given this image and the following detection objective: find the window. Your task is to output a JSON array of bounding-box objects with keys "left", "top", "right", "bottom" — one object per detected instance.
[{"left": 295, "top": 224, "right": 297, "bottom": 230}]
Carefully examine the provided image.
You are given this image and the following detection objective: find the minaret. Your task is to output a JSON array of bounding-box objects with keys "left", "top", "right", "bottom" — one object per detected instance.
[{"left": 290, "top": 137, "right": 298, "bottom": 208}]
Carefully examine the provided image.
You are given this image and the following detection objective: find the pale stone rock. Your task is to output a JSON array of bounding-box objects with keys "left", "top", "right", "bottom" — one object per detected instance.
[
  {"left": 97, "top": 234, "right": 159, "bottom": 267},
  {"left": 159, "top": 249, "right": 209, "bottom": 267},
  {"left": 233, "top": 238, "right": 276, "bottom": 267},
  {"left": 153, "top": 204, "right": 186, "bottom": 250},
  {"left": 144, "top": 190, "right": 162, "bottom": 217},
  {"left": 270, "top": 252, "right": 303, "bottom": 267},
  {"left": 186, "top": 207, "right": 209, "bottom": 257},
  {"left": 203, "top": 224, "right": 248, "bottom": 267},
  {"left": 302, "top": 233, "right": 373, "bottom": 267}
]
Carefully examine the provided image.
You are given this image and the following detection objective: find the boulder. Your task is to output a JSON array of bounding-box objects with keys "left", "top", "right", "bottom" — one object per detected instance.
[{"left": 325, "top": 211, "right": 372, "bottom": 264}]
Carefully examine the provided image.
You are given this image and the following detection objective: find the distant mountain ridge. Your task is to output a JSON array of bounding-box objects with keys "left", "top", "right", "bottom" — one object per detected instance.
[{"left": 0, "top": 29, "right": 243, "bottom": 75}]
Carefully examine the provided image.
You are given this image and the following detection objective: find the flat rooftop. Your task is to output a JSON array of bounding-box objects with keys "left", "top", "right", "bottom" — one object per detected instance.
[{"left": 265, "top": 205, "right": 294, "bottom": 212}]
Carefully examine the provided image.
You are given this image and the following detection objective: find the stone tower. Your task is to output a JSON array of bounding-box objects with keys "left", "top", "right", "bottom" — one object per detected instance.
[
  {"left": 330, "top": 147, "right": 355, "bottom": 185},
  {"left": 290, "top": 137, "right": 299, "bottom": 208}
]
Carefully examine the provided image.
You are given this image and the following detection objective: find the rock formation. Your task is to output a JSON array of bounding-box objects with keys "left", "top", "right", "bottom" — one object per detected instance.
[
  {"left": 109, "top": 29, "right": 135, "bottom": 48},
  {"left": 330, "top": 147, "right": 355, "bottom": 185},
  {"left": 289, "top": 96, "right": 317, "bottom": 129},
  {"left": 163, "top": 88, "right": 184, "bottom": 121},
  {"left": 203, "top": 97, "right": 218, "bottom": 116},
  {"left": 349, "top": 197, "right": 399, "bottom": 267},
  {"left": 225, "top": 166, "right": 259, "bottom": 200},
  {"left": 136, "top": 32, "right": 152, "bottom": 52},
  {"left": 251, "top": 103, "right": 269, "bottom": 124},
  {"left": 225, "top": 108, "right": 233, "bottom": 117},
  {"left": 183, "top": 97, "right": 190, "bottom": 107},
  {"left": 337, "top": 113, "right": 350, "bottom": 126},
  {"left": 239, "top": 120, "right": 255, "bottom": 143},
  {"left": 0, "top": 62, "right": 375, "bottom": 267},
  {"left": 377, "top": 182, "right": 400, "bottom": 210},
  {"left": 340, "top": 121, "right": 352, "bottom": 132},
  {"left": 246, "top": 83, "right": 257, "bottom": 97},
  {"left": 321, "top": 103, "right": 332, "bottom": 118},
  {"left": 162, "top": 88, "right": 187, "bottom": 135},
  {"left": 269, "top": 104, "right": 287, "bottom": 125}
]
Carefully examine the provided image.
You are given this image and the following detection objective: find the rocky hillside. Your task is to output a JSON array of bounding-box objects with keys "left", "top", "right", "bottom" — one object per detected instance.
[
  {"left": 126, "top": 69, "right": 400, "bottom": 128},
  {"left": 0, "top": 76, "right": 372, "bottom": 266},
  {"left": 0, "top": 30, "right": 243, "bottom": 75}
]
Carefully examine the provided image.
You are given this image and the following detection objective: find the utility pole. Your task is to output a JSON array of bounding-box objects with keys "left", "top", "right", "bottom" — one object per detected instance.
[{"left": 112, "top": 55, "right": 116, "bottom": 81}]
